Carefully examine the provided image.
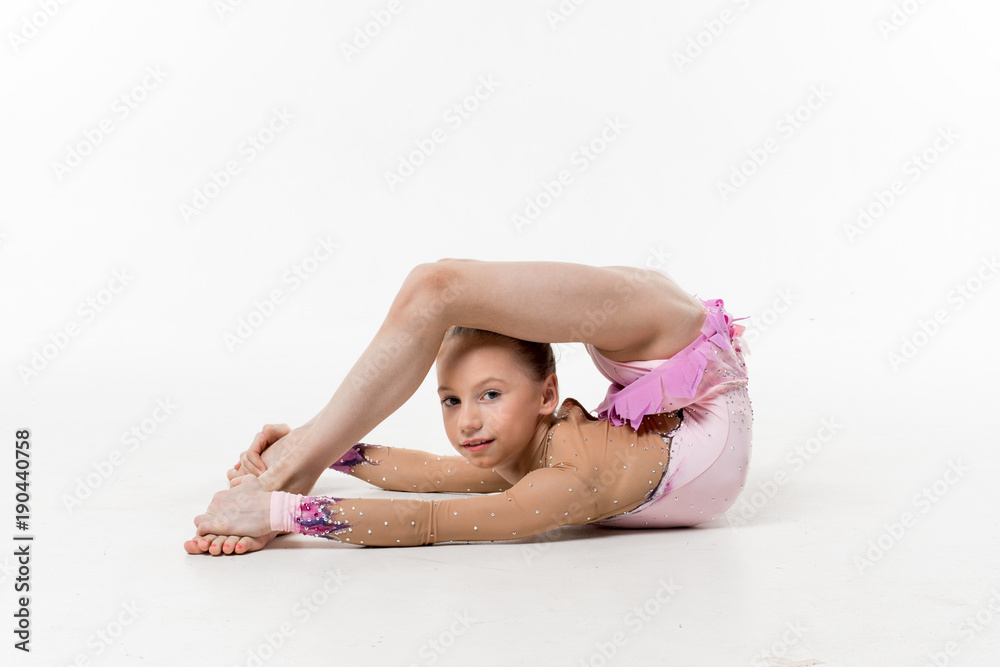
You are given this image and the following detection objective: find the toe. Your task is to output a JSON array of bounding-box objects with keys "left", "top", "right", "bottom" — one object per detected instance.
[
  {"left": 209, "top": 535, "right": 227, "bottom": 555},
  {"left": 222, "top": 536, "right": 240, "bottom": 554},
  {"left": 186, "top": 534, "right": 216, "bottom": 554},
  {"left": 235, "top": 536, "right": 255, "bottom": 553}
]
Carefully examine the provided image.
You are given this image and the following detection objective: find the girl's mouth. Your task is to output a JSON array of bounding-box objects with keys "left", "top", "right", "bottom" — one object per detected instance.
[{"left": 463, "top": 439, "right": 493, "bottom": 452}]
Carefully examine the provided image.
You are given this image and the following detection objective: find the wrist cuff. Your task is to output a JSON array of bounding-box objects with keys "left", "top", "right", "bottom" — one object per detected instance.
[
  {"left": 329, "top": 443, "right": 367, "bottom": 473},
  {"left": 270, "top": 491, "right": 305, "bottom": 533}
]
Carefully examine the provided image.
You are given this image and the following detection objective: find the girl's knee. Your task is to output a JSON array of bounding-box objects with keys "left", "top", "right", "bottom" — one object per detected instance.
[{"left": 398, "top": 261, "right": 467, "bottom": 326}]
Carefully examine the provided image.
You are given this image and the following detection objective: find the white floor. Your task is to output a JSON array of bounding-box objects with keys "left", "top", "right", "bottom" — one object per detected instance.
[
  {"left": 4, "top": 2, "right": 999, "bottom": 666},
  {"left": 13, "top": 344, "right": 1000, "bottom": 666}
]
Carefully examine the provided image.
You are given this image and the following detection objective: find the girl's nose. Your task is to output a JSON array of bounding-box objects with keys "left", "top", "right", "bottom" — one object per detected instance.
[{"left": 459, "top": 404, "right": 482, "bottom": 431}]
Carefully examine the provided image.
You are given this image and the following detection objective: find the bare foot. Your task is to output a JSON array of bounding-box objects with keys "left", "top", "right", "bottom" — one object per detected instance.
[
  {"left": 187, "top": 476, "right": 278, "bottom": 555},
  {"left": 227, "top": 423, "right": 306, "bottom": 482},
  {"left": 184, "top": 530, "right": 284, "bottom": 556},
  {"left": 196, "top": 475, "right": 273, "bottom": 534}
]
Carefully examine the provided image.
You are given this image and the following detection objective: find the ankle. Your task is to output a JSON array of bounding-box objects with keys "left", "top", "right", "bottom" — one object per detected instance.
[{"left": 260, "top": 459, "right": 316, "bottom": 495}]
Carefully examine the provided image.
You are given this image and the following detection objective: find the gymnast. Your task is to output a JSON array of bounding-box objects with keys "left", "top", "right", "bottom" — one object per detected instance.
[{"left": 184, "top": 259, "right": 753, "bottom": 554}]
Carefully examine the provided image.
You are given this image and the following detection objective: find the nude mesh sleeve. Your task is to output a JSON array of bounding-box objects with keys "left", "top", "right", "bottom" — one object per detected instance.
[
  {"left": 271, "top": 466, "right": 600, "bottom": 547},
  {"left": 328, "top": 443, "right": 511, "bottom": 493}
]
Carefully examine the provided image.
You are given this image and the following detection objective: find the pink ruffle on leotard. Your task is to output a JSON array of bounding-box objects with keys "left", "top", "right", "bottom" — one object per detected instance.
[{"left": 585, "top": 291, "right": 749, "bottom": 431}]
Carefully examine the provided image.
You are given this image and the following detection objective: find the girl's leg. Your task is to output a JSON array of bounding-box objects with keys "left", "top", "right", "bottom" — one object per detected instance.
[
  {"left": 258, "top": 263, "right": 456, "bottom": 494},
  {"left": 260, "top": 259, "right": 683, "bottom": 495}
]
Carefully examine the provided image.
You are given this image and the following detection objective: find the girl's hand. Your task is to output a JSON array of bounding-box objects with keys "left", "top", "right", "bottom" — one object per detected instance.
[{"left": 228, "top": 423, "right": 303, "bottom": 482}]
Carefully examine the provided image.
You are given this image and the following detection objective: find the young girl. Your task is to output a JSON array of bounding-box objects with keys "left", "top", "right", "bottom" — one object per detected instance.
[{"left": 185, "top": 260, "right": 752, "bottom": 554}]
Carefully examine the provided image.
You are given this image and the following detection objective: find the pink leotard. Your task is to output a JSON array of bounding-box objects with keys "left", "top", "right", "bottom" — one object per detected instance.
[{"left": 584, "top": 268, "right": 753, "bottom": 528}]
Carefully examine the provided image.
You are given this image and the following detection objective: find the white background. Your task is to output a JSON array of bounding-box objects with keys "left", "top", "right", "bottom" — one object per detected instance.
[{"left": 2, "top": 1, "right": 998, "bottom": 665}]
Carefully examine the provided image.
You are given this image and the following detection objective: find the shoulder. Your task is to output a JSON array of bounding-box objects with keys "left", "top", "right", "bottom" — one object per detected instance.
[
  {"left": 553, "top": 397, "right": 599, "bottom": 422},
  {"left": 541, "top": 399, "right": 606, "bottom": 471}
]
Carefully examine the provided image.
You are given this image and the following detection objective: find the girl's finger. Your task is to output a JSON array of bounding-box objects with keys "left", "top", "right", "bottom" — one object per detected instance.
[
  {"left": 239, "top": 452, "right": 264, "bottom": 477},
  {"left": 250, "top": 433, "right": 269, "bottom": 457},
  {"left": 247, "top": 450, "right": 267, "bottom": 473}
]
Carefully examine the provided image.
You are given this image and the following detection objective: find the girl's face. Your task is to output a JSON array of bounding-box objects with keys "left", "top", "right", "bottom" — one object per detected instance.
[{"left": 436, "top": 341, "right": 556, "bottom": 474}]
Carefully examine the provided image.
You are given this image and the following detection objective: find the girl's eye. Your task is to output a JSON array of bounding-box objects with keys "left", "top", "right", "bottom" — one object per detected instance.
[{"left": 442, "top": 391, "right": 499, "bottom": 407}]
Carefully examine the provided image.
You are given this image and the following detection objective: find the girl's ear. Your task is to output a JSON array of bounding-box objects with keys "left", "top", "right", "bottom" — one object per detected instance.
[{"left": 539, "top": 373, "right": 560, "bottom": 415}]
